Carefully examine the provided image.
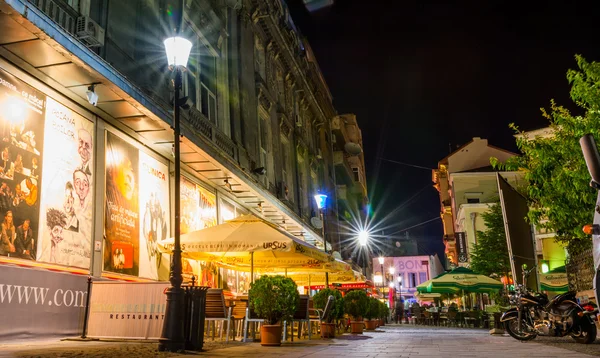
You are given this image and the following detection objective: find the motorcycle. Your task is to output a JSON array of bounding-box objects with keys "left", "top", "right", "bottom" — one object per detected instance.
[{"left": 500, "top": 264, "right": 596, "bottom": 344}]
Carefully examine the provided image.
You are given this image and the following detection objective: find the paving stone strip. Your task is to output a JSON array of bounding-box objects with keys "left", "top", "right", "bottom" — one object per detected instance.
[{"left": 2, "top": 324, "right": 600, "bottom": 357}]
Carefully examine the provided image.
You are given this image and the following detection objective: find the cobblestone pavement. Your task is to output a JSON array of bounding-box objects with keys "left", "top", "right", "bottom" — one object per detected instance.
[{"left": 3, "top": 324, "right": 600, "bottom": 357}]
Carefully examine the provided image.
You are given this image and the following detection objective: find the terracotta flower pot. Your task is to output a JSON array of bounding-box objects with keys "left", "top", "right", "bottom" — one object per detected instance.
[
  {"left": 350, "top": 321, "right": 364, "bottom": 334},
  {"left": 365, "top": 319, "right": 378, "bottom": 330},
  {"left": 260, "top": 324, "right": 282, "bottom": 346},
  {"left": 320, "top": 322, "right": 336, "bottom": 338},
  {"left": 380, "top": 318, "right": 385, "bottom": 326}
]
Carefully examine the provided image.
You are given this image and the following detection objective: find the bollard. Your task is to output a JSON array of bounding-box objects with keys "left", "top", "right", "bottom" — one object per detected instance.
[{"left": 81, "top": 276, "right": 93, "bottom": 339}]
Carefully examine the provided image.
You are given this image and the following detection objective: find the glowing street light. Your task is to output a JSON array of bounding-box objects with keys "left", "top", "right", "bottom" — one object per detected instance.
[
  {"left": 314, "top": 192, "right": 329, "bottom": 286},
  {"left": 358, "top": 230, "right": 369, "bottom": 246},
  {"left": 314, "top": 193, "right": 327, "bottom": 210},
  {"left": 378, "top": 256, "right": 384, "bottom": 265}
]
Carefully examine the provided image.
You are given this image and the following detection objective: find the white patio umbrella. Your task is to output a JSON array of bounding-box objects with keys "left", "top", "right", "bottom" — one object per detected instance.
[{"left": 158, "top": 214, "right": 349, "bottom": 281}]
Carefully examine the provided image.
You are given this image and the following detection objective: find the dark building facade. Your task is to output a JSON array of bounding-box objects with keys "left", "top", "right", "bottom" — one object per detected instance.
[{"left": 0, "top": 0, "right": 369, "bottom": 340}]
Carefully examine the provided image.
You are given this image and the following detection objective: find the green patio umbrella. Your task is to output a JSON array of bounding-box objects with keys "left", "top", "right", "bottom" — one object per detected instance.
[{"left": 417, "top": 267, "right": 503, "bottom": 294}]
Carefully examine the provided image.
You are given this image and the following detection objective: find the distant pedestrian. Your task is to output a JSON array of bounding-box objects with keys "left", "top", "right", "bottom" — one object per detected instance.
[{"left": 395, "top": 299, "right": 405, "bottom": 324}]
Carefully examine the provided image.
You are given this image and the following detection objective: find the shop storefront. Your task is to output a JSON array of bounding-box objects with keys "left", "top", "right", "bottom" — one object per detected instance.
[{"left": 0, "top": 60, "right": 253, "bottom": 339}]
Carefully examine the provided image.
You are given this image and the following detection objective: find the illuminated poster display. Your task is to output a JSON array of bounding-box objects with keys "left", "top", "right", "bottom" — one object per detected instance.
[
  {"left": 104, "top": 132, "right": 140, "bottom": 276},
  {"left": 104, "top": 132, "right": 170, "bottom": 279},
  {"left": 138, "top": 151, "right": 169, "bottom": 280},
  {"left": 38, "top": 98, "right": 94, "bottom": 268},
  {"left": 0, "top": 68, "right": 45, "bottom": 259},
  {"left": 180, "top": 176, "right": 217, "bottom": 286},
  {"left": 180, "top": 176, "right": 217, "bottom": 233}
]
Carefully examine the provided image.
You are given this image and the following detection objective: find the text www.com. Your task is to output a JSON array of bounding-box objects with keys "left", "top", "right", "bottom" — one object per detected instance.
[{"left": 0, "top": 284, "right": 87, "bottom": 307}]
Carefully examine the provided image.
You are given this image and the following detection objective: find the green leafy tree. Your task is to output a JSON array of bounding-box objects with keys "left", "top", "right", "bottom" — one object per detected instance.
[
  {"left": 493, "top": 55, "right": 599, "bottom": 255},
  {"left": 470, "top": 203, "right": 511, "bottom": 277}
]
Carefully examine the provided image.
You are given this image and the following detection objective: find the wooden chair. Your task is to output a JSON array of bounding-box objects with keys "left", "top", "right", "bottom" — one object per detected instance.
[
  {"left": 410, "top": 306, "right": 422, "bottom": 324},
  {"left": 204, "top": 289, "right": 232, "bottom": 342},
  {"left": 464, "top": 311, "right": 476, "bottom": 327},
  {"left": 446, "top": 310, "right": 458, "bottom": 327},
  {"left": 229, "top": 299, "right": 248, "bottom": 340},
  {"left": 283, "top": 295, "right": 311, "bottom": 341},
  {"left": 242, "top": 305, "right": 263, "bottom": 342},
  {"left": 423, "top": 310, "right": 431, "bottom": 325}
]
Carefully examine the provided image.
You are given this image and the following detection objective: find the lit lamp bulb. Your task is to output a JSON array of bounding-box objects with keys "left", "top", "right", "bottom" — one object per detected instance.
[
  {"left": 389, "top": 281, "right": 394, "bottom": 288},
  {"left": 358, "top": 230, "right": 369, "bottom": 246},
  {"left": 378, "top": 256, "right": 384, "bottom": 265},
  {"left": 389, "top": 267, "right": 395, "bottom": 275},
  {"left": 163, "top": 36, "right": 192, "bottom": 68}
]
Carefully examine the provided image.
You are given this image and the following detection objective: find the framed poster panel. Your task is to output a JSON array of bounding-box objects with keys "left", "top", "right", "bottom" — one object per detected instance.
[{"left": 103, "top": 130, "right": 170, "bottom": 280}]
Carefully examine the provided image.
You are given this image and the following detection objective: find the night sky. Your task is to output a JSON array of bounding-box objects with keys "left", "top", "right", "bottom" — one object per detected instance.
[{"left": 288, "top": 1, "right": 600, "bottom": 262}]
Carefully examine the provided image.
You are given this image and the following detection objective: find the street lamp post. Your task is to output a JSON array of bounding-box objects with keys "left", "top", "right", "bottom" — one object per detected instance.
[
  {"left": 388, "top": 266, "right": 395, "bottom": 304},
  {"left": 314, "top": 193, "right": 328, "bottom": 287},
  {"left": 159, "top": 35, "right": 192, "bottom": 353},
  {"left": 378, "top": 256, "right": 384, "bottom": 293}
]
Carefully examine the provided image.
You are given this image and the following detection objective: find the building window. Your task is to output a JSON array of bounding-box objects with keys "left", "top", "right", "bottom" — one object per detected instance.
[
  {"left": 418, "top": 272, "right": 427, "bottom": 285},
  {"left": 276, "top": 66, "right": 285, "bottom": 105},
  {"left": 281, "top": 136, "right": 294, "bottom": 202},
  {"left": 408, "top": 273, "right": 417, "bottom": 288},
  {"left": 352, "top": 167, "right": 360, "bottom": 182},
  {"left": 67, "top": 0, "right": 80, "bottom": 11},
  {"left": 258, "top": 114, "right": 274, "bottom": 186},
  {"left": 297, "top": 152, "right": 309, "bottom": 216},
  {"left": 185, "top": 34, "right": 218, "bottom": 125},
  {"left": 254, "top": 35, "right": 266, "bottom": 80},
  {"left": 294, "top": 98, "right": 302, "bottom": 127}
]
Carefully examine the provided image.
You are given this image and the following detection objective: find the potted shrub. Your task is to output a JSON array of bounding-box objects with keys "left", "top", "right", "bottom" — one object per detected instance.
[
  {"left": 379, "top": 301, "right": 389, "bottom": 326},
  {"left": 364, "top": 297, "right": 380, "bottom": 330},
  {"left": 313, "top": 288, "right": 344, "bottom": 338},
  {"left": 344, "top": 290, "right": 368, "bottom": 334},
  {"left": 249, "top": 275, "right": 299, "bottom": 346}
]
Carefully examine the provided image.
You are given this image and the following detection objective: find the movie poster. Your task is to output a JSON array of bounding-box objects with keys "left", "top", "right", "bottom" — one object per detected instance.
[
  {"left": 0, "top": 68, "right": 45, "bottom": 260},
  {"left": 104, "top": 132, "right": 140, "bottom": 276},
  {"left": 180, "top": 176, "right": 217, "bottom": 285},
  {"left": 38, "top": 98, "right": 94, "bottom": 268},
  {"left": 180, "top": 176, "right": 216, "bottom": 233},
  {"left": 138, "top": 151, "right": 169, "bottom": 280}
]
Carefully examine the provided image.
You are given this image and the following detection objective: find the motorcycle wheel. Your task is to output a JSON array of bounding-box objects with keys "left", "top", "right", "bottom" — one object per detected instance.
[
  {"left": 571, "top": 321, "right": 597, "bottom": 344},
  {"left": 504, "top": 319, "right": 537, "bottom": 341}
]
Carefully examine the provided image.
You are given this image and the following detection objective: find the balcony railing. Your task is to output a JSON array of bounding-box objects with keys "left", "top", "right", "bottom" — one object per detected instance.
[
  {"left": 185, "top": 107, "right": 236, "bottom": 160},
  {"left": 28, "top": 0, "right": 80, "bottom": 35}
]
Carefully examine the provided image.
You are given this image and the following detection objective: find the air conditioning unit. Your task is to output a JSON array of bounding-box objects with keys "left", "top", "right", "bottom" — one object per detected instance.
[{"left": 76, "top": 16, "right": 105, "bottom": 48}]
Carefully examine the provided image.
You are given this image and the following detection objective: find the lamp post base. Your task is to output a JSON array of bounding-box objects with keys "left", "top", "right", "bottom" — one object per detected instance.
[{"left": 158, "top": 286, "right": 186, "bottom": 352}]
